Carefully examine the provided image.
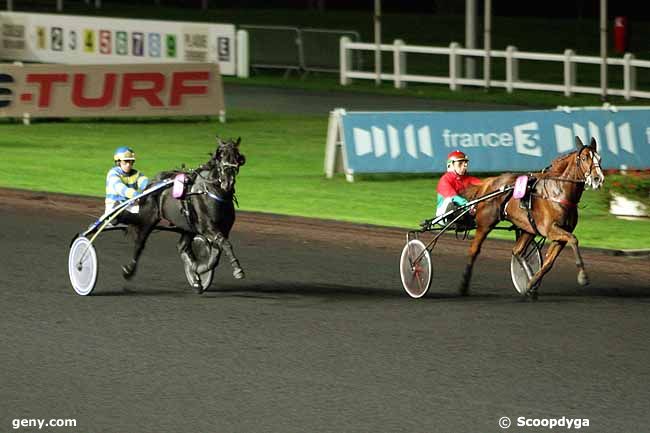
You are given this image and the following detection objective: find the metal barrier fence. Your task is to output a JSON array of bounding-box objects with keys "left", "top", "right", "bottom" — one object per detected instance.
[
  {"left": 340, "top": 38, "right": 650, "bottom": 101},
  {"left": 240, "top": 25, "right": 302, "bottom": 73},
  {"left": 241, "top": 25, "right": 361, "bottom": 74}
]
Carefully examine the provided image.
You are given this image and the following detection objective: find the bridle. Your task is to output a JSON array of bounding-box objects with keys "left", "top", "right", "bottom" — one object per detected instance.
[
  {"left": 576, "top": 147, "right": 603, "bottom": 189},
  {"left": 217, "top": 161, "right": 240, "bottom": 179},
  {"left": 541, "top": 147, "right": 601, "bottom": 185},
  {"left": 191, "top": 150, "right": 241, "bottom": 203}
]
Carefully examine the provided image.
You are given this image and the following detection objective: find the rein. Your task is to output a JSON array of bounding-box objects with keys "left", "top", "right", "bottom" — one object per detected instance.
[
  {"left": 188, "top": 172, "right": 234, "bottom": 204},
  {"left": 185, "top": 158, "right": 239, "bottom": 205},
  {"left": 532, "top": 147, "right": 596, "bottom": 208},
  {"left": 539, "top": 176, "right": 585, "bottom": 184}
]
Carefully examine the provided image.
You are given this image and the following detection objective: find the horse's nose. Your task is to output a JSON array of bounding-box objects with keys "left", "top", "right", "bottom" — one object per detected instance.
[
  {"left": 594, "top": 174, "right": 605, "bottom": 189},
  {"left": 221, "top": 178, "right": 233, "bottom": 191}
]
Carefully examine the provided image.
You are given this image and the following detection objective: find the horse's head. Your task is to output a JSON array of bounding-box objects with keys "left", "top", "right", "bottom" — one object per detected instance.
[
  {"left": 574, "top": 137, "right": 605, "bottom": 190},
  {"left": 209, "top": 136, "right": 246, "bottom": 192}
]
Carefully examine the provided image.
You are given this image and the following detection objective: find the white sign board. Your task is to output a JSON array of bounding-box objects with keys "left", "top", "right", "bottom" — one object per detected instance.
[{"left": 0, "top": 12, "right": 236, "bottom": 75}]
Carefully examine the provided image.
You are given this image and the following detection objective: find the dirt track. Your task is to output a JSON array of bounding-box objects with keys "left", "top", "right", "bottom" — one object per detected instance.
[
  {"left": 2, "top": 83, "right": 650, "bottom": 433},
  {"left": 2, "top": 187, "right": 650, "bottom": 433}
]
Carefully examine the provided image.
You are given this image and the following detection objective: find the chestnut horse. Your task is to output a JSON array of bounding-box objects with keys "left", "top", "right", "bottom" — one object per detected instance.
[{"left": 460, "top": 137, "right": 604, "bottom": 299}]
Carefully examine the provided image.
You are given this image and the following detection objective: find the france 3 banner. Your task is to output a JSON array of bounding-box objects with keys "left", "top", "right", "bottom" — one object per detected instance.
[
  {"left": 0, "top": 12, "right": 235, "bottom": 75},
  {"left": 337, "top": 109, "right": 650, "bottom": 174}
]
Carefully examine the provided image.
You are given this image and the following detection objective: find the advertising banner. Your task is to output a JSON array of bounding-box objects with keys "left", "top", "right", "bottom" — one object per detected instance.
[
  {"left": 0, "top": 62, "right": 225, "bottom": 118},
  {"left": 0, "top": 12, "right": 236, "bottom": 75},
  {"left": 324, "top": 108, "right": 650, "bottom": 180}
]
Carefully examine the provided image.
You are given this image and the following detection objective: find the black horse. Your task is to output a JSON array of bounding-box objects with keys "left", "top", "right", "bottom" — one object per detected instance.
[{"left": 120, "top": 136, "right": 246, "bottom": 290}]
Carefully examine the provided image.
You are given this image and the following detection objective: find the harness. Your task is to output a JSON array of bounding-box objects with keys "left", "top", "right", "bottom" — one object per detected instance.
[
  {"left": 509, "top": 146, "right": 599, "bottom": 235},
  {"left": 161, "top": 162, "right": 238, "bottom": 231},
  {"left": 508, "top": 175, "right": 541, "bottom": 235},
  {"left": 190, "top": 168, "right": 239, "bottom": 206},
  {"left": 531, "top": 179, "right": 580, "bottom": 208}
]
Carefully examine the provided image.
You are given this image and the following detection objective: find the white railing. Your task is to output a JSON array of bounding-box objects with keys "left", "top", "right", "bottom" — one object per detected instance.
[{"left": 339, "top": 37, "right": 650, "bottom": 101}]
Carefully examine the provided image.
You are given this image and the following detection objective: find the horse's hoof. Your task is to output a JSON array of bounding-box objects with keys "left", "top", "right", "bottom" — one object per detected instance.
[
  {"left": 529, "top": 290, "right": 539, "bottom": 301},
  {"left": 233, "top": 268, "right": 245, "bottom": 279},
  {"left": 459, "top": 284, "right": 469, "bottom": 296},
  {"left": 577, "top": 271, "right": 590, "bottom": 286},
  {"left": 122, "top": 265, "right": 135, "bottom": 280}
]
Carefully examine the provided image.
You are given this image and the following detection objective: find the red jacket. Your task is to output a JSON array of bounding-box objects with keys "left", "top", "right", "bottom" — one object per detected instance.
[{"left": 437, "top": 172, "right": 482, "bottom": 198}]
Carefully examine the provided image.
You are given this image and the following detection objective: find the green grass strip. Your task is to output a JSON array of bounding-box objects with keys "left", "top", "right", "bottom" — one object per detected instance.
[{"left": 1, "top": 110, "right": 648, "bottom": 250}]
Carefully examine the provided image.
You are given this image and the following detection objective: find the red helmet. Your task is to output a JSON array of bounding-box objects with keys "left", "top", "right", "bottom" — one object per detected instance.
[{"left": 447, "top": 150, "right": 469, "bottom": 164}]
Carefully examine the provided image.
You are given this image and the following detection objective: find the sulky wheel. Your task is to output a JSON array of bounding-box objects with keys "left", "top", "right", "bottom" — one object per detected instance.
[
  {"left": 68, "top": 236, "right": 98, "bottom": 296},
  {"left": 400, "top": 239, "right": 432, "bottom": 298},
  {"left": 183, "top": 235, "right": 216, "bottom": 292},
  {"left": 510, "top": 241, "right": 542, "bottom": 295}
]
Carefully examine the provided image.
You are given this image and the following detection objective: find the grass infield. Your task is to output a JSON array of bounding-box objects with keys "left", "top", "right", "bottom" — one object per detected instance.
[{"left": 1, "top": 110, "right": 648, "bottom": 250}]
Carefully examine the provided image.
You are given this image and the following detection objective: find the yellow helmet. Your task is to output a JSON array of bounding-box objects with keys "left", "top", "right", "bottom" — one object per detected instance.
[{"left": 114, "top": 146, "right": 136, "bottom": 162}]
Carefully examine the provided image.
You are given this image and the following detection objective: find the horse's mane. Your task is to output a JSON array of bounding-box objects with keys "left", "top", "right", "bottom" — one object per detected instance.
[
  {"left": 150, "top": 139, "right": 240, "bottom": 185},
  {"left": 461, "top": 148, "right": 584, "bottom": 200},
  {"left": 153, "top": 156, "right": 216, "bottom": 183},
  {"left": 538, "top": 149, "right": 580, "bottom": 176}
]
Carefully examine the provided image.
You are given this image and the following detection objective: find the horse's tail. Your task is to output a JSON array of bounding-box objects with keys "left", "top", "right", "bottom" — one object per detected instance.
[{"left": 124, "top": 187, "right": 165, "bottom": 241}]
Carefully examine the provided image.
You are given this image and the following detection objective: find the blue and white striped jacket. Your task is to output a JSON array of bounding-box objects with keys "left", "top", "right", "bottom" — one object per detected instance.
[{"left": 105, "top": 166, "right": 149, "bottom": 211}]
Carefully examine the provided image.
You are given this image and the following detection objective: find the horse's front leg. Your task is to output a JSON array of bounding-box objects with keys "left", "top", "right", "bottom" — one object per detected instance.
[
  {"left": 542, "top": 222, "right": 588, "bottom": 286},
  {"left": 207, "top": 231, "right": 244, "bottom": 279},
  {"left": 195, "top": 245, "right": 222, "bottom": 275}
]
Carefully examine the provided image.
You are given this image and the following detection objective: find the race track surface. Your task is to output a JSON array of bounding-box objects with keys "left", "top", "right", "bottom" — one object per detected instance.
[
  {"left": 1, "top": 190, "right": 649, "bottom": 433},
  {"left": 223, "top": 83, "right": 531, "bottom": 115}
]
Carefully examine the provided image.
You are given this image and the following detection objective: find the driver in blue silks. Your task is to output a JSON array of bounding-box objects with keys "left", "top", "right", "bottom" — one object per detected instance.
[{"left": 105, "top": 146, "right": 149, "bottom": 215}]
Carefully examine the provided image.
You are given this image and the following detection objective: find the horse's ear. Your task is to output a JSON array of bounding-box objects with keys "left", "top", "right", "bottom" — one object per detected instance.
[
  {"left": 236, "top": 137, "right": 241, "bottom": 146},
  {"left": 575, "top": 136, "right": 584, "bottom": 149},
  {"left": 589, "top": 137, "right": 598, "bottom": 152}
]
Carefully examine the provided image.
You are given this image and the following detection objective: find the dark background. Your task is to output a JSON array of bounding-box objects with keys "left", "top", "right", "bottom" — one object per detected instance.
[
  {"left": 149, "top": 0, "right": 650, "bottom": 18},
  {"left": 11, "top": 0, "right": 649, "bottom": 18}
]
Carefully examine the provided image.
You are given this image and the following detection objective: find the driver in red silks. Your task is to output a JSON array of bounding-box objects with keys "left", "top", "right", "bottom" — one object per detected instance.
[{"left": 436, "top": 150, "right": 482, "bottom": 219}]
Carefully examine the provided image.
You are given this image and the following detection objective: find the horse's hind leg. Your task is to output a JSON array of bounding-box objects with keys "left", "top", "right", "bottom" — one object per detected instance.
[
  {"left": 122, "top": 223, "right": 156, "bottom": 279},
  {"left": 460, "top": 226, "right": 492, "bottom": 296},
  {"left": 210, "top": 232, "right": 244, "bottom": 279},
  {"left": 512, "top": 231, "right": 535, "bottom": 280},
  {"left": 177, "top": 233, "right": 200, "bottom": 288}
]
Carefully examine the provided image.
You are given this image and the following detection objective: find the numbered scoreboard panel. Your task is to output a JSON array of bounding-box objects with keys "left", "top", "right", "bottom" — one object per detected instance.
[{"left": 0, "top": 12, "right": 236, "bottom": 75}]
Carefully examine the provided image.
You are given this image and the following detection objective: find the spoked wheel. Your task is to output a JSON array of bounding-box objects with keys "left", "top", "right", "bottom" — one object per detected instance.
[
  {"left": 68, "top": 236, "right": 98, "bottom": 296},
  {"left": 510, "top": 241, "right": 542, "bottom": 295},
  {"left": 183, "top": 235, "right": 216, "bottom": 293},
  {"left": 400, "top": 239, "right": 432, "bottom": 298}
]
